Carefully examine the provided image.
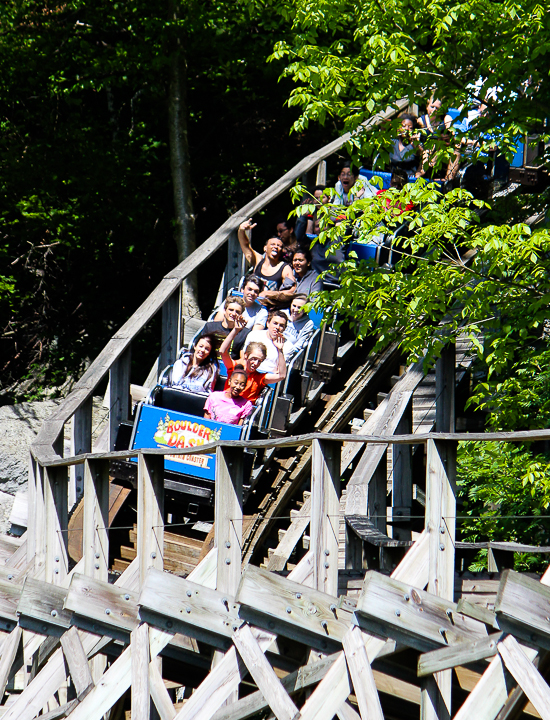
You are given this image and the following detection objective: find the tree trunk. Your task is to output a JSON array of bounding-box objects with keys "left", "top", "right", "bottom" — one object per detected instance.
[{"left": 167, "top": 26, "right": 200, "bottom": 318}]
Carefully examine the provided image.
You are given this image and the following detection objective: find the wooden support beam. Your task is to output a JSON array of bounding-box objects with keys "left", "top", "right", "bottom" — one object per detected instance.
[
  {"left": 266, "top": 495, "right": 311, "bottom": 573},
  {"left": 215, "top": 447, "right": 243, "bottom": 598},
  {"left": 65, "top": 573, "right": 139, "bottom": 635},
  {"left": 422, "top": 438, "right": 456, "bottom": 720},
  {"left": 236, "top": 564, "right": 350, "bottom": 651},
  {"left": 355, "top": 571, "right": 486, "bottom": 653},
  {"left": 342, "top": 625, "right": 384, "bottom": 720},
  {"left": 159, "top": 287, "right": 181, "bottom": 380},
  {"left": 83, "top": 459, "right": 110, "bottom": 582},
  {"left": 311, "top": 439, "right": 341, "bottom": 596},
  {"left": 139, "top": 568, "right": 239, "bottom": 646},
  {"left": 232, "top": 624, "right": 300, "bottom": 720},
  {"left": 495, "top": 569, "right": 550, "bottom": 649},
  {"left": 299, "top": 652, "right": 351, "bottom": 720},
  {"left": 138, "top": 454, "right": 165, "bottom": 587},
  {"left": 60, "top": 626, "right": 94, "bottom": 697},
  {"left": 418, "top": 633, "right": 501, "bottom": 676},
  {"left": 27, "top": 457, "right": 44, "bottom": 567},
  {"left": 336, "top": 704, "right": 361, "bottom": 720},
  {"left": 495, "top": 635, "right": 550, "bottom": 720},
  {"left": 109, "top": 344, "right": 132, "bottom": 451},
  {"left": 436, "top": 345, "right": 455, "bottom": 434},
  {"left": 17, "top": 577, "right": 72, "bottom": 636},
  {"left": 132, "top": 623, "right": 151, "bottom": 720},
  {"left": 211, "top": 653, "right": 339, "bottom": 720},
  {"left": 150, "top": 658, "right": 176, "bottom": 720},
  {"left": 70, "top": 397, "right": 92, "bottom": 508},
  {"left": 392, "top": 396, "right": 413, "bottom": 541},
  {"left": 0, "top": 626, "right": 22, "bottom": 698},
  {"left": 44, "top": 465, "right": 69, "bottom": 585}
]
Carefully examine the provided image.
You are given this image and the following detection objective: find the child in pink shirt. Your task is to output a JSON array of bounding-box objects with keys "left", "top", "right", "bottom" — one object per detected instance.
[{"left": 204, "top": 367, "right": 253, "bottom": 426}]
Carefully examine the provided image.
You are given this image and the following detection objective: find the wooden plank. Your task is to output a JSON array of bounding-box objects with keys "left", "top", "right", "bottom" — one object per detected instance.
[
  {"left": 418, "top": 633, "right": 501, "bottom": 676},
  {"left": 311, "top": 440, "right": 340, "bottom": 596},
  {"left": 342, "top": 625, "right": 384, "bottom": 720},
  {"left": 232, "top": 624, "right": 300, "bottom": 720},
  {"left": 210, "top": 654, "right": 339, "bottom": 720},
  {"left": 495, "top": 569, "right": 550, "bottom": 648},
  {"left": 70, "top": 396, "right": 92, "bottom": 508},
  {"left": 497, "top": 634, "right": 550, "bottom": 720},
  {"left": 65, "top": 573, "right": 139, "bottom": 634},
  {"left": 236, "top": 564, "right": 351, "bottom": 650},
  {"left": 83, "top": 459, "right": 110, "bottom": 581},
  {"left": 456, "top": 598, "right": 498, "bottom": 628},
  {"left": 171, "top": 553, "right": 316, "bottom": 720},
  {"left": 336, "top": 704, "right": 361, "bottom": 720},
  {"left": 392, "top": 396, "right": 413, "bottom": 541},
  {"left": 215, "top": 447, "right": 243, "bottom": 597},
  {"left": 0, "top": 578, "right": 23, "bottom": 625},
  {"left": 44, "top": 465, "right": 69, "bottom": 585},
  {"left": 435, "top": 345, "right": 455, "bottom": 433},
  {"left": 138, "top": 568, "right": 240, "bottom": 645},
  {"left": 60, "top": 626, "right": 94, "bottom": 697},
  {"left": 17, "top": 577, "right": 72, "bottom": 634},
  {"left": 355, "top": 571, "right": 487, "bottom": 652},
  {"left": 149, "top": 658, "right": 176, "bottom": 720},
  {"left": 109, "top": 345, "right": 132, "bottom": 451},
  {"left": 266, "top": 496, "right": 311, "bottom": 572},
  {"left": 131, "top": 624, "right": 150, "bottom": 720},
  {"left": 299, "top": 652, "right": 351, "bottom": 720},
  {"left": 0, "top": 626, "right": 22, "bottom": 697},
  {"left": 138, "top": 454, "right": 165, "bottom": 587},
  {"left": 159, "top": 287, "right": 181, "bottom": 380}
]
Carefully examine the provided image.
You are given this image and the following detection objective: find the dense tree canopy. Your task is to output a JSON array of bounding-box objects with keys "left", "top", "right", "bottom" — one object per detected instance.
[{"left": 0, "top": 0, "right": 330, "bottom": 396}]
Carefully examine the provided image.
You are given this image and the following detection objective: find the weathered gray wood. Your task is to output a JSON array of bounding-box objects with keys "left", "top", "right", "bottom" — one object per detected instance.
[
  {"left": 132, "top": 623, "right": 151, "bottom": 720},
  {"left": 267, "top": 495, "right": 311, "bottom": 572},
  {"left": 159, "top": 287, "right": 182, "bottom": 379},
  {"left": 336, "top": 704, "right": 361, "bottom": 720},
  {"left": 70, "top": 397, "right": 92, "bottom": 507},
  {"left": 17, "top": 576, "right": 72, "bottom": 634},
  {"left": 138, "top": 454, "right": 165, "bottom": 587},
  {"left": 456, "top": 598, "right": 498, "bottom": 628},
  {"left": 392, "top": 396, "right": 413, "bottom": 541},
  {"left": 495, "top": 569, "right": 550, "bottom": 648},
  {"left": 311, "top": 439, "right": 341, "bottom": 596},
  {"left": 109, "top": 345, "right": 132, "bottom": 451},
  {"left": 44, "top": 465, "right": 68, "bottom": 584},
  {"left": 232, "top": 624, "right": 300, "bottom": 720},
  {"left": 0, "top": 625, "right": 22, "bottom": 697},
  {"left": 497, "top": 634, "right": 550, "bottom": 720},
  {"left": 236, "top": 564, "right": 351, "bottom": 649},
  {"left": 60, "top": 626, "right": 94, "bottom": 697},
  {"left": 418, "top": 633, "right": 501, "bottom": 676},
  {"left": 223, "top": 230, "right": 242, "bottom": 300},
  {"left": 355, "top": 571, "right": 486, "bottom": 652},
  {"left": 215, "top": 447, "right": 243, "bottom": 598},
  {"left": 0, "top": 578, "right": 24, "bottom": 625},
  {"left": 149, "top": 657, "right": 176, "bottom": 720},
  {"left": 83, "top": 459, "right": 110, "bottom": 581},
  {"left": 139, "top": 568, "right": 240, "bottom": 645},
  {"left": 299, "top": 652, "right": 351, "bottom": 720},
  {"left": 436, "top": 345, "right": 455, "bottom": 434},
  {"left": 342, "top": 625, "right": 384, "bottom": 720},
  {"left": 210, "top": 654, "right": 339, "bottom": 720},
  {"left": 65, "top": 573, "right": 139, "bottom": 634}
]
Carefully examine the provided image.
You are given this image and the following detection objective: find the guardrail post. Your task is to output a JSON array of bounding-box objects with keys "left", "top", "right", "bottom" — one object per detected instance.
[
  {"left": 44, "top": 465, "right": 69, "bottom": 584},
  {"left": 109, "top": 345, "right": 132, "bottom": 451},
  {"left": 215, "top": 446, "right": 243, "bottom": 596},
  {"left": 421, "top": 438, "right": 456, "bottom": 720},
  {"left": 83, "top": 459, "right": 110, "bottom": 581},
  {"left": 311, "top": 439, "right": 341, "bottom": 596},
  {"left": 27, "top": 457, "right": 45, "bottom": 568},
  {"left": 392, "top": 398, "right": 413, "bottom": 541},
  {"left": 137, "top": 453, "right": 164, "bottom": 587},
  {"left": 436, "top": 344, "right": 455, "bottom": 434},
  {"left": 159, "top": 287, "right": 181, "bottom": 379},
  {"left": 70, "top": 397, "right": 93, "bottom": 508}
]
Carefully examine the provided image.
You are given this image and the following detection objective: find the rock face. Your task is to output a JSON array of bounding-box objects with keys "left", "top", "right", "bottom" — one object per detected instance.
[{"left": 0, "top": 400, "right": 61, "bottom": 494}]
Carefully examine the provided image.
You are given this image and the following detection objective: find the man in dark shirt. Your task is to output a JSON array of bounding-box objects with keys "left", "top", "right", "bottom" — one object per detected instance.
[{"left": 290, "top": 249, "right": 323, "bottom": 297}]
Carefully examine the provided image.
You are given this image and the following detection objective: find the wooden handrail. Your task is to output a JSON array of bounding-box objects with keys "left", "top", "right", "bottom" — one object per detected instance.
[{"left": 31, "top": 99, "right": 409, "bottom": 464}]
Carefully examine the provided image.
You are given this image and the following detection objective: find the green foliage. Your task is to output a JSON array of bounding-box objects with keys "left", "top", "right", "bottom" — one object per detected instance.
[
  {"left": 457, "top": 441, "right": 550, "bottom": 571},
  {"left": 271, "top": 0, "right": 550, "bottom": 168}
]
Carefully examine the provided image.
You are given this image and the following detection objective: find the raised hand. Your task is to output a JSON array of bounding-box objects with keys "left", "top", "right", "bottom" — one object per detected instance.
[
  {"left": 239, "top": 218, "right": 257, "bottom": 233},
  {"left": 233, "top": 313, "right": 247, "bottom": 331},
  {"left": 273, "top": 333, "right": 286, "bottom": 351}
]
